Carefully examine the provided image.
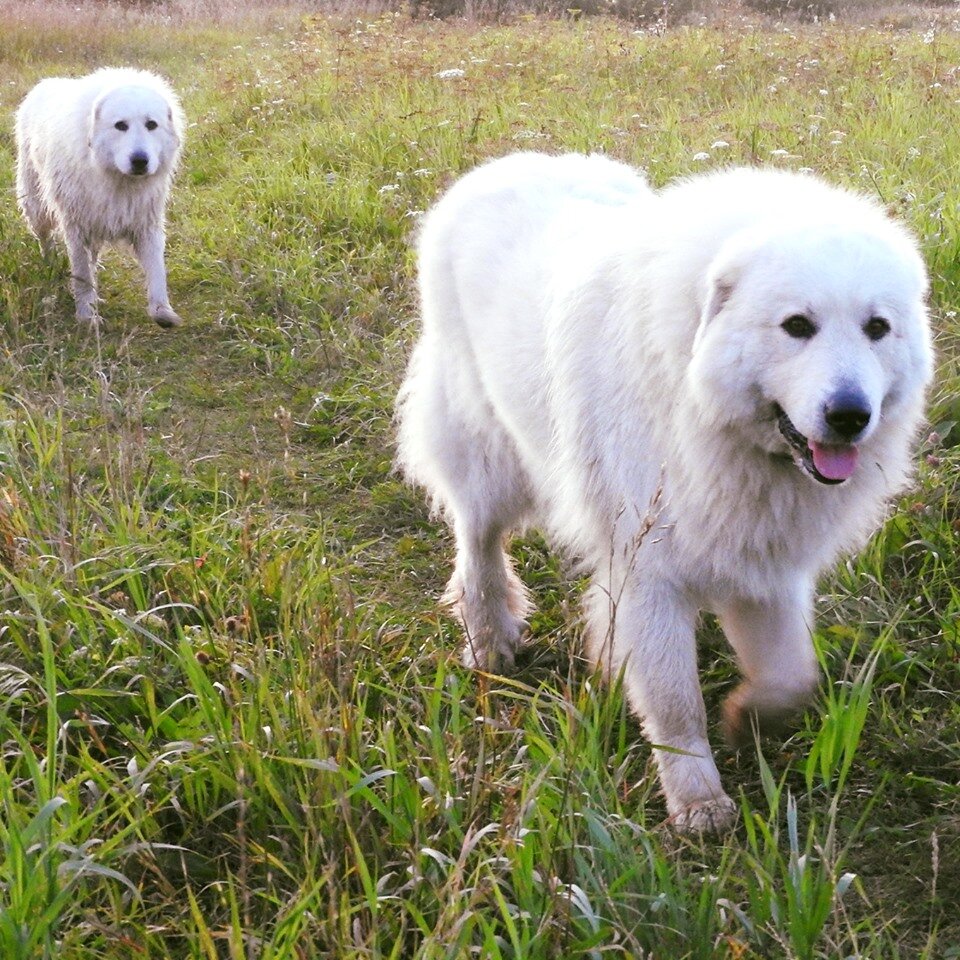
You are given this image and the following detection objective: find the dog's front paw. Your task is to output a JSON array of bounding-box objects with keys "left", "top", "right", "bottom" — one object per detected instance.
[
  {"left": 151, "top": 305, "right": 182, "bottom": 328},
  {"left": 722, "top": 680, "right": 814, "bottom": 748},
  {"left": 460, "top": 619, "right": 528, "bottom": 674},
  {"left": 462, "top": 639, "right": 513, "bottom": 673},
  {"left": 670, "top": 795, "right": 738, "bottom": 835}
]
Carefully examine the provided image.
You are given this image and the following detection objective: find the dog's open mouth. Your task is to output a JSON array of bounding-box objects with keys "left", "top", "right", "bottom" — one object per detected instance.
[{"left": 773, "top": 404, "right": 858, "bottom": 485}]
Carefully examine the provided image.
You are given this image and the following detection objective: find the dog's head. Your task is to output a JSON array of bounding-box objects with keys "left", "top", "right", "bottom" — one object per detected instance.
[
  {"left": 90, "top": 83, "right": 182, "bottom": 179},
  {"left": 688, "top": 215, "right": 932, "bottom": 486}
]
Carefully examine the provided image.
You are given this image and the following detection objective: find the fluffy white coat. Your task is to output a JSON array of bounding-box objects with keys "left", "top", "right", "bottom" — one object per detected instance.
[
  {"left": 396, "top": 152, "right": 933, "bottom": 832},
  {"left": 15, "top": 67, "right": 185, "bottom": 327}
]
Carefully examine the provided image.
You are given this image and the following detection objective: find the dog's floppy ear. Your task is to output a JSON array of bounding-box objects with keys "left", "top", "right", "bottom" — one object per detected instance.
[
  {"left": 167, "top": 107, "right": 182, "bottom": 148},
  {"left": 693, "top": 265, "right": 737, "bottom": 353},
  {"left": 89, "top": 93, "right": 106, "bottom": 147}
]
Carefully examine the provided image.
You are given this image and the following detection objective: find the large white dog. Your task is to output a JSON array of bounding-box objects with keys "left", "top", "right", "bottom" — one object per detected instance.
[
  {"left": 396, "top": 152, "right": 933, "bottom": 832},
  {"left": 15, "top": 67, "right": 185, "bottom": 327}
]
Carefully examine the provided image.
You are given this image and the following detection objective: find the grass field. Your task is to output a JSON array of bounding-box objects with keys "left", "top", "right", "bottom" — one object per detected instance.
[{"left": 0, "top": 4, "right": 958, "bottom": 957}]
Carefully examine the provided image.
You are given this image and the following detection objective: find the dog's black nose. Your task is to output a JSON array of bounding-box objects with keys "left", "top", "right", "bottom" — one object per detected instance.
[
  {"left": 130, "top": 152, "right": 149, "bottom": 174},
  {"left": 824, "top": 391, "right": 871, "bottom": 440}
]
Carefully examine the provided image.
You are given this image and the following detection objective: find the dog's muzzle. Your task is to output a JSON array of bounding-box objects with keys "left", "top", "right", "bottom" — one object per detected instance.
[{"left": 773, "top": 404, "right": 859, "bottom": 485}]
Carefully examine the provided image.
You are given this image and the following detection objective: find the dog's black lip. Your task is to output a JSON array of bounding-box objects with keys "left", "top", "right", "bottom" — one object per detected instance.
[{"left": 772, "top": 403, "right": 845, "bottom": 486}]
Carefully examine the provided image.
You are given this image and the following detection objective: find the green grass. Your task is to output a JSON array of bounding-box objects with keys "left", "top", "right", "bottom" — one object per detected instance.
[{"left": 0, "top": 6, "right": 959, "bottom": 957}]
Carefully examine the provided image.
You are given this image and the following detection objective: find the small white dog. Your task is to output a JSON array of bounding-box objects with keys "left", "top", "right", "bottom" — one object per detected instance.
[
  {"left": 15, "top": 67, "right": 185, "bottom": 327},
  {"left": 396, "top": 152, "right": 933, "bottom": 832}
]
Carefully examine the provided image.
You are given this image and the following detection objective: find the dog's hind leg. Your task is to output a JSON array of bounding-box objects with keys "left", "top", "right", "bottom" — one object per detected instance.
[
  {"left": 397, "top": 336, "right": 533, "bottom": 672},
  {"left": 443, "top": 505, "right": 532, "bottom": 672},
  {"left": 15, "top": 155, "right": 56, "bottom": 251}
]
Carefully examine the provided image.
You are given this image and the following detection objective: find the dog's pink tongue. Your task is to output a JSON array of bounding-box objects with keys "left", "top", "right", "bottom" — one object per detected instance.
[{"left": 809, "top": 441, "right": 858, "bottom": 481}]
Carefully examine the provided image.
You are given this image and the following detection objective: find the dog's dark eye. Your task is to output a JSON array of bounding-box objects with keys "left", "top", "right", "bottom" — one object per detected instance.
[
  {"left": 145, "top": 120, "right": 158, "bottom": 131},
  {"left": 781, "top": 314, "right": 817, "bottom": 339},
  {"left": 864, "top": 316, "right": 891, "bottom": 341},
  {"left": 114, "top": 121, "right": 128, "bottom": 131}
]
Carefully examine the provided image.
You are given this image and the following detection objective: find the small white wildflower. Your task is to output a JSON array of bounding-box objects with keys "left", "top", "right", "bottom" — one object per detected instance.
[
  {"left": 435, "top": 68, "right": 465, "bottom": 80},
  {"left": 692, "top": 152, "right": 710, "bottom": 161},
  {"left": 378, "top": 184, "right": 399, "bottom": 195},
  {"left": 770, "top": 149, "right": 791, "bottom": 157},
  {"left": 710, "top": 140, "right": 729, "bottom": 150},
  {"left": 417, "top": 776, "right": 437, "bottom": 796},
  {"left": 836, "top": 872, "right": 857, "bottom": 897}
]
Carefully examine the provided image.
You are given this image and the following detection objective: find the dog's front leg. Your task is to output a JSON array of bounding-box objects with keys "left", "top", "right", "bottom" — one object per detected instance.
[
  {"left": 587, "top": 577, "right": 736, "bottom": 834},
  {"left": 718, "top": 585, "right": 820, "bottom": 747},
  {"left": 135, "top": 228, "right": 181, "bottom": 328},
  {"left": 64, "top": 228, "right": 98, "bottom": 323}
]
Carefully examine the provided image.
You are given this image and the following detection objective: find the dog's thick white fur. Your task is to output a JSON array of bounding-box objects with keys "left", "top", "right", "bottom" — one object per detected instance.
[
  {"left": 15, "top": 67, "right": 185, "bottom": 327},
  {"left": 396, "top": 152, "right": 933, "bottom": 833}
]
